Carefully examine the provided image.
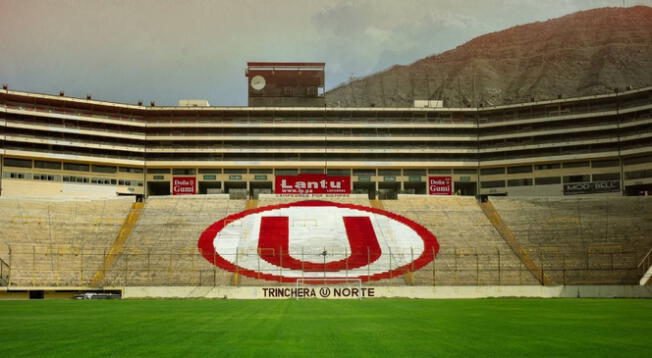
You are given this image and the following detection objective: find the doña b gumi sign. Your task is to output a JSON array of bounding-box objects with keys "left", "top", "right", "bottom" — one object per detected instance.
[{"left": 197, "top": 200, "right": 439, "bottom": 283}]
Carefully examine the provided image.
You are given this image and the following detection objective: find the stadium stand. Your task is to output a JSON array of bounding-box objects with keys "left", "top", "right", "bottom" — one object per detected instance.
[
  {"left": 383, "top": 196, "right": 539, "bottom": 285},
  {"left": 0, "top": 197, "right": 134, "bottom": 286},
  {"left": 0, "top": 195, "right": 651, "bottom": 288},
  {"left": 102, "top": 195, "right": 247, "bottom": 287},
  {"left": 490, "top": 197, "right": 652, "bottom": 284}
]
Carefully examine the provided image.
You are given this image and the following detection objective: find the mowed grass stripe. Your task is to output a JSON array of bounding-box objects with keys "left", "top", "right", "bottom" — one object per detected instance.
[{"left": 0, "top": 299, "right": 650, "bottom": 358}]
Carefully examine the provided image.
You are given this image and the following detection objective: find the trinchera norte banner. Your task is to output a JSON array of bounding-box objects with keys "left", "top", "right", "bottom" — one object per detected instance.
[
  {"left": 275, "top": 174, "right": 351, "bottom": 194},
  {"left": 428, "top": 176, "right": 452, "bottom": 195},
  {"left": 172, "top": 176, "right": 196, "bottom": 195}
]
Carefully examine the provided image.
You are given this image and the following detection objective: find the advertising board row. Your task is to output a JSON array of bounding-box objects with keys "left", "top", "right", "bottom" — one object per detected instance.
[{"left": 171, "top": 175, "right": 454, "bottom": 195}]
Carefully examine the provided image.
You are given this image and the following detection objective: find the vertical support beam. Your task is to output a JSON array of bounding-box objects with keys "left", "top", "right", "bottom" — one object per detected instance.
[
  {"left": 0, "top": 93, "right": 6, "bottom": 197},
  {"left": 615, "top": 89, "right": 625, "bottom": 196},
  {"left": 475, "top": 107, "right": 481, "bottom": 196},
  {"left": 497, "top": 248, "right": 501, "bottom": 285},
  {"left": 80, "top": 248, "right": 84, "bottom": 286},
  {"left": 0, "top": 153, "right": 4, "bottom": 197},
  {"left": 143, "top": 160, "right": 148, "bottom": 199},
  {"left": 230, "top": 249, "right": 240, "bottom": 286},
  {"left": 8, "top": 245, "right": 12, "bottom": 286},
  {"left": 213, "top": 250, "right": 217, "bottom": 287},
  {"left": 432, "top": 246, "right": 436, "bottom": 286}
]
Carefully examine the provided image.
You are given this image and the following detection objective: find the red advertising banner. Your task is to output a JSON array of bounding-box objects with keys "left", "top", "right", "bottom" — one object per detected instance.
[
  {"left": 275, "top": 174, "right": 351, "bottom": 194},
  {"left": 428, "top": 176, "right": 452, "bottom": 195},
  {"left": 172, "top": 176, "right": 196, "bottom": 195}
]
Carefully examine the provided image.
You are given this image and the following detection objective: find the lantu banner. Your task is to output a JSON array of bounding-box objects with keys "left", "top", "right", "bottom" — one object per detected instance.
[
  {"left": 275, "top": 174, "right": 351, "bottom": 194},
  {"left": 172, "top": 176, "right": 196, "bottom": 195},
  {"left": 428, "top": 176, "right": 452, "bottom": 195}
]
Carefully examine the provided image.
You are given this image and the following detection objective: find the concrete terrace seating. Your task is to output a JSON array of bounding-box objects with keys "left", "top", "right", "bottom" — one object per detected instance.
[
  {"left": 104, "top": 195, "right": 247, "bottom": 287},
  {"left": 490, "top": 197, "right": 652, "bottom": 284},
  {"left": 4, "top": 194, "right": 649, "bottom": 288},
  {"left": 256, "top": 194, "right": 372, "bottom": 207},
  {"left": 107, "top": 195, "right": 373, "bottom": 287},
  {"left": 0, "top": 197, "right": 134, "bottom": 286},
  {"left": 132, "top": 195, "right": 536, "bottom": 287},
  {"left": 383, "top": 195, "right": 538, "bottom": 286}
]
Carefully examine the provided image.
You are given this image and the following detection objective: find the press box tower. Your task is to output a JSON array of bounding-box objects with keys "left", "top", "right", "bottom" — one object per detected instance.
[{"left": 246, "top": 62, "right": 325, "bottom": 107}]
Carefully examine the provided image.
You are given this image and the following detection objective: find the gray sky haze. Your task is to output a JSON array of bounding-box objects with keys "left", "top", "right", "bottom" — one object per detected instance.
[{"left": 1, "top": 0, "right": 650, "bottom": 105}]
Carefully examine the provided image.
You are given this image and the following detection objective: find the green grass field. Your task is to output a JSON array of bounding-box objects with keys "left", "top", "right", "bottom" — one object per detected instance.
[{"left": 0, "top": 298, "right": 650, "bottom": 358}]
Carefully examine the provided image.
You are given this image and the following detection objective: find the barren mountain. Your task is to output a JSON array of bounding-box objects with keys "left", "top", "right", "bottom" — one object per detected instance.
[{"left": 325, "top": 6, "right": 652, "bottom": 107}]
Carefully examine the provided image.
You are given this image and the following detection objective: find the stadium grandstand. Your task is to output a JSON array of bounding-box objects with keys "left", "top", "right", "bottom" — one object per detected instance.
[{"left": 0, "top": 63, "right": 651, "bottom": 299}]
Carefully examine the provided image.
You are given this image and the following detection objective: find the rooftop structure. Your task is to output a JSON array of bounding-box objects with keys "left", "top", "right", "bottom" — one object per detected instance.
[{"left": 245, "top": 62, "right": 325, "bottom": 107}]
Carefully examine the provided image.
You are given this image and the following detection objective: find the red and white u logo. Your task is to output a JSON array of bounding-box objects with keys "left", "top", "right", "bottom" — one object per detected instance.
[
  {"left": 198, "top": 200, "right": 439, "bottom": 283},
  {"left": 258, "top": 216, "right": 382, "bottom": 272}
]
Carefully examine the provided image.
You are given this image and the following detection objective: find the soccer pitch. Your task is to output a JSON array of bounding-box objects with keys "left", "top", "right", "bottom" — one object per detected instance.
[{"left": 0, "top": 299, "right": 650, "bottom": 358}]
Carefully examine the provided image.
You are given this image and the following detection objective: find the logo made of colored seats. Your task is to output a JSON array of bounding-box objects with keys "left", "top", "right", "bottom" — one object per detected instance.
[{"left": 197, "top": 200, "right": 439, "bottom": 283}]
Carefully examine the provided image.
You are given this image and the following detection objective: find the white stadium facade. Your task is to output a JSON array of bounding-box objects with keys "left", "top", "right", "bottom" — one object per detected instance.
[{"left": 1, "top": 63, "right": 651, "bottom": 200}]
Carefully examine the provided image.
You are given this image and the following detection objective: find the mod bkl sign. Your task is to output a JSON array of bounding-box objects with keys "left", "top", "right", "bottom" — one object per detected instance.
[{"left": 563, "top": 180, "right": 620, "bottom": 195}]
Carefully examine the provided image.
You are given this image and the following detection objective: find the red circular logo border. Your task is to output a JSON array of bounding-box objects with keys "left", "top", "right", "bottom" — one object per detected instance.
[{"left": 197, "top": 200, "right": 440, "bottom": 283}]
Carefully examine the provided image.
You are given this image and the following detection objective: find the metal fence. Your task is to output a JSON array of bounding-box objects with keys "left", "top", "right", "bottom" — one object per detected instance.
[
  {"left": 0, "top": 257, "right": 9, "bottom": 286},
  {"left": 1, "top": 245, "right": 648, "bottom": 287}
]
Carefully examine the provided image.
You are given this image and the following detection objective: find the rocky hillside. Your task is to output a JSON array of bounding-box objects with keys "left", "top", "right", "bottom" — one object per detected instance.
[{"left": 326, "top": 6, "right": 652, "bottom": 107}]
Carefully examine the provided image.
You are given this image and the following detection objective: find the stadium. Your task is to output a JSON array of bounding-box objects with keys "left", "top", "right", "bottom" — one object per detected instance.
[
  {"left": 1, "top": 61, "right": 651, "bottom": 295},
  {"left": 1, "top": 60, "right": 651, "bottom": 357}
]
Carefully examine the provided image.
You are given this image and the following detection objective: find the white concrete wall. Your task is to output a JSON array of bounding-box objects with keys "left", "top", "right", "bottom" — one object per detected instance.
[
  {"left": 507, "top": 184, "right": 562, "bottom": 196},
  {"left": 2, "top": 179, "right": 118, "bottom": 199},
  {"left": 122, "top": 285, "right": 652, "bottom": 299}
]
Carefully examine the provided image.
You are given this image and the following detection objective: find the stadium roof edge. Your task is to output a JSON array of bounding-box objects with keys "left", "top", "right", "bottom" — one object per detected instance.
[
  {"left": 1, "top": 85, "right": 651, "bottom": 112},
  {"left": 247, "top": 62, "right": 325, "bottom": 67}
]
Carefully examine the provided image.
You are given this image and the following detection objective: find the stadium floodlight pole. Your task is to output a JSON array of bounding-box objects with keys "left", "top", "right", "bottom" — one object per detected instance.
[
  {"left": 0, "top": 84, "right": 7, "bottom": 197},
  {"left": 614, "top": 87, "right": 625, "bottom": 196},
  {"left": 323, "top": 103, "right": 328, "bottom": 174},
  {"left": 475, "top": 105, "right": 481, "bottom": 197},
  {"left": 143, "top": 140, "right": 147, "bottom": 199},
  {"left": 0, "top": 152, "right": 3, "bottom": 197},
  {"left": 322, "top": 246, "right": 327, "bottom": 279},
  {"left": 616, "top": 88, "right": 625, "bottom": 196}
]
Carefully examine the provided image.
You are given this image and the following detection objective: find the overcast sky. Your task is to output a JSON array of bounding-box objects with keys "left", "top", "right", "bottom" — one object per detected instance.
[{"left": 1, "top": 0, "right": 650, "bottom": 106}]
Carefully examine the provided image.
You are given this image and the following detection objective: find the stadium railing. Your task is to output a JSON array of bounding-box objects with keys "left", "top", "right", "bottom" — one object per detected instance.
[
  {"left": 0, "top": 257, "right": 9, "bottom": 286},
  {"left": 2, "top": 245, "right": 645, "bottom": 287},
  {"left": 638, "top": 248, "right": 652, "bottom": 285}
]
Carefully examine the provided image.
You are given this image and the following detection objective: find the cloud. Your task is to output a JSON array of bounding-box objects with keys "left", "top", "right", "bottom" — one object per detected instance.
[
  {"left": 311, "top": 1, "right": 485, "bottom": 84},
  {"left": 2, "top": 0, "right": 652, "bottom": 105}
]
